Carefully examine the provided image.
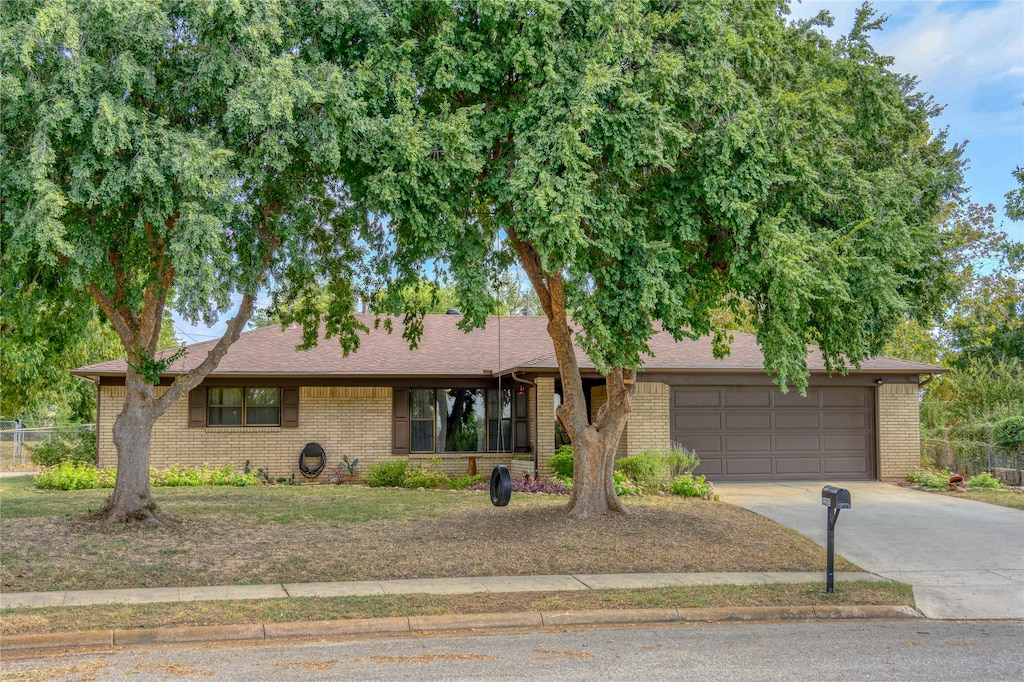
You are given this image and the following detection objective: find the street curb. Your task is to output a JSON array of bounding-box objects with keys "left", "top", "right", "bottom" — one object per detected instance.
[{"left": 0, "top": 605, "right": 923, "bottom": 652}]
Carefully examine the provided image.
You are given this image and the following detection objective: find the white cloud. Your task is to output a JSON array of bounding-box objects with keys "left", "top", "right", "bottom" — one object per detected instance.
[{"left": 874, "top": 2, "right": 1024, "bottom": 91}]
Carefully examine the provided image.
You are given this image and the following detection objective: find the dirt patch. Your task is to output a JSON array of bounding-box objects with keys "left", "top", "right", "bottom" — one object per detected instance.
[{"left": 0, "top": 493, "right": 849, "bottom": 593}]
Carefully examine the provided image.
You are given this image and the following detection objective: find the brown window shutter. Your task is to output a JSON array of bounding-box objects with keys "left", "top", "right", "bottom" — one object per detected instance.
[
  {"left": 392, "top": 388, "right": 409, "bottom": 454},
  {"left": 281, "top": 387, "right": 299, "bottom": 427},
  {"left": 513, "top": 389, "right": 530, "bottom": 452},
  {"left": 188, "top": 387, "right": 207, "bottom": 427}
]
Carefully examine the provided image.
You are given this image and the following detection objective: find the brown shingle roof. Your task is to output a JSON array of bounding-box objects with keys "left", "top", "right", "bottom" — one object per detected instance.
[{"left": 71, "top": 313, "right": 946, "bottom": 378}]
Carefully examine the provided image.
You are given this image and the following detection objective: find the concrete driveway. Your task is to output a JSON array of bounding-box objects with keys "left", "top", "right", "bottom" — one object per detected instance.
[{"left": 714, "top": 481, "right": 1024, "bottom": 620}]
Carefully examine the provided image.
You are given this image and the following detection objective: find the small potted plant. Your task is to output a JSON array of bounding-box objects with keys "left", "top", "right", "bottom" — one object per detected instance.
[{"left": 334, "top": 455, "right": 361, "bottom": 484}]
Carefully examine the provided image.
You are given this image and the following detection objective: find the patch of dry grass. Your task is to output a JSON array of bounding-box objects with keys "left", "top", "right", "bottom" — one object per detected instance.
[
  {"left": 937, "top": 488, "right": 1024, "bottom": 510},
  {"left": 0, "top": 582, "right": 911, "bottom": 636},
  {"left": 0, "top": 479, "right": 853, "bottom": 593}
]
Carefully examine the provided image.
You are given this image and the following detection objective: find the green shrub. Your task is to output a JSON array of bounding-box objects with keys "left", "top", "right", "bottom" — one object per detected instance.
[
  {"left": 615, "top": 445, "right": 701, "bottom": 493},
  {"left": 34, "top": 461, "right": 116, "bottom": 490},
  {"left": 994, "top": 416, "right": 1024, "bottom": 450},
  {"left": 366, "top": 458, "right": 409, "bottom": 487},
  {"left": 29, "top": 430, "right": 96, "bottom": 467},
  {"left": 965, "top": 472, "right": 1002, "bottom": 489},
  {"left": 613, "top": 470, "right": 642, "bottom": 496},
  {"left": 669, "top": 473, "right": 715, "bottom": 499},
  {"left": 450, "top": 474, "right": 487, "bottom": 489},
  {"left": 906, "top": 468, "right": 954, "bottom": 489},
  {"left": 615, "top": 453, "right": 665, "bottom": 492},
  {"left": 403, "top": 459, "right": 451, "bottom": 489},
  {"left": 151, "top": 464, "right": 259, "bottom": 487},
  {"left": 550, "top": 445, "right": 574, "bottom": 479}
]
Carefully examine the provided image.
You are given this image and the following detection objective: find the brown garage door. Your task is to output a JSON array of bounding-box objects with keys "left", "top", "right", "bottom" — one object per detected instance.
[{"left": 670, "top": 386, "right": 874, "bottom": 481}]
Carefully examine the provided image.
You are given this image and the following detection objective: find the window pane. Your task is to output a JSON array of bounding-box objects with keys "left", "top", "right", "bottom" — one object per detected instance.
[
  {"left": 411, "top": 420, "right": 434, "bottom": 452},
  {"left": 245, "top": 387, "right": 280, "bottom": 406},
  {"left": 208, "top": 406, "right": 242, "bottom": 426},
  {"left": 410, "top": 389, "right": 434, "bottom": 419},
  {"left": 488, "top": 419, "right": 512, "bottom": 451},
  {"left": 441, "top": 389, "right": 485, "bottom": 452},
  {"left": 246, "top": 406, "right": 280, "bottom": 426},
  {"left": 209, "top": 387, "right": 242, "bottom": 407}
]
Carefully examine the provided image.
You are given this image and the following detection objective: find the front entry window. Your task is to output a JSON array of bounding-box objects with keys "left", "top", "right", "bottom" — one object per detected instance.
[{"left": 409, "top": 388, "right": 512, "bottom": 453}]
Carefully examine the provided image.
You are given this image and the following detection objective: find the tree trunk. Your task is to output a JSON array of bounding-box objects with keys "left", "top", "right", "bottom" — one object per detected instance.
[
  {"left": 106, "top": 373, "right": 160, "bottom": 523},
  {"left": 566, "top": 419, "right": 629, "bottom": 518},
  {"left": 507, "top": 228, "right": 636, "bottom": 519}
]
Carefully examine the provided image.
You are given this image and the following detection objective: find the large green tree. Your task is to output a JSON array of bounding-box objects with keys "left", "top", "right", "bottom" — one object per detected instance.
[
  {"left": 1, "top": 0, "right": 370, "bottom": 521},
  {"left": 341, "top": 1, "right": 963, "bottom": 517}
]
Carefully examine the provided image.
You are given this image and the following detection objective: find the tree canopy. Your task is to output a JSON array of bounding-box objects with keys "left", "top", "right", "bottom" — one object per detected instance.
[
  {"left": 328, "top": 1, "right": 963, "bottom": 515},
  {"left": 0, "top": 0, "right": 371, "bottom": 520}
]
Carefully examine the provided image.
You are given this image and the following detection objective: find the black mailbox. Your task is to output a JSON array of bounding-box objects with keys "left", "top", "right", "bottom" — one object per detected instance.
[
  {"left": 821, "top": 485, "right": 851, "bottom": 510},
  {"left": 821, "top": 485, "right": 851, "bottom": 593}
]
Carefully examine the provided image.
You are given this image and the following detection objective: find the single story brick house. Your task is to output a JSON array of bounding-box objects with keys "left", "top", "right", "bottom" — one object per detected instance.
[{"left": 72, "top": 314, "right": 942, "bottom": 482}]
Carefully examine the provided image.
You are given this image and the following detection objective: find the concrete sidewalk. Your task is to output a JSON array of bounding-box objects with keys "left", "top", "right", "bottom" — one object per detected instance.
[{"left": 1, "top": 571, "right": 883, "bottom": 610}]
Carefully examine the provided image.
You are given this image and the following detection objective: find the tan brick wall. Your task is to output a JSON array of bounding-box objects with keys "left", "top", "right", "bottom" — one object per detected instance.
[
  {"left": 623, "top": 381, "right": 671, "bottom": 456},
  {"left": 98, "top": 385, "right": 392, "bottom": 482},
  {"left": 535, "top": 377, "right": 556, "bottom": 478},
  {"left": 878, "top": 382, "right": 921, "bottom": 481}
]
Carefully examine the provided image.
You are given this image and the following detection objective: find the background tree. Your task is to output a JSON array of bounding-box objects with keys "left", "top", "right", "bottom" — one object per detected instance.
[
  {"left": 1, "top": 0, "right": 369, "bottom": 522},
  {"left": 341, "top": 1, "right": 963, "bottom": 517}
]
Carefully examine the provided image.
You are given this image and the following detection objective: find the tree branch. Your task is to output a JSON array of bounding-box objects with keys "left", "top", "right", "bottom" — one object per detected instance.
[{"left": 153, "top": 236, "right": 280, "bottom": 417}]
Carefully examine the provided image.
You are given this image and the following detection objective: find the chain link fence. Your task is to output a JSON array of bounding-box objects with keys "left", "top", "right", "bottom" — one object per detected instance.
[
  {"left": 921, "top": 436, "right": 1022, "bottom": 486},
  {"left": 0, "top": 421, "right": 96, "bottom": 470}
]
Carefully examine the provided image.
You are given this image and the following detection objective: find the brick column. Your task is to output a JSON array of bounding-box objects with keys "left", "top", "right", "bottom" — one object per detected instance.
[
  {"left": 535, "top": 377, "right": 556, "bottom": 478},
  {"left": 878, "top": 383, "right": 922, "bottom": 481}
]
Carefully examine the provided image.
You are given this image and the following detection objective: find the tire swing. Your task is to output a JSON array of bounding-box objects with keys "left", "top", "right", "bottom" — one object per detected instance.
[
  {"left": 490, "top": 464, "right": 512, "bottom": 506},
  {"left": 299, "top": 442, "right": 326, "bottom": 479}
]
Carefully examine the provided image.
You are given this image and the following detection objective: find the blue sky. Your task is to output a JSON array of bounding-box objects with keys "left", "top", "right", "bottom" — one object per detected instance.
[
  {"left": 788, "top": 0, "right": 1023, "bottom": 238},
  {"left": 173, "top": 0, "right": 1023, "bottom": 342}
]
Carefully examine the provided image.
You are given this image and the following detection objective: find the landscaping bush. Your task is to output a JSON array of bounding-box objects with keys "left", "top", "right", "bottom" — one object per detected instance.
[
  {"left": 549, "top": 445, "right": 574, "bottom": 479},
  {"left": 613, "top": 469, "right": 642, "bottom": 496},
  {"left": 35, "top": 463, "right": 260, "bottom": 490},
  {"left": 29, "top": 429, "right": 96, "bottom": 467},
  {"left": 669, "top": 473, "right": 715, "bottom": 499},
  {"left": 965, "top": 472, "right": 1002, "bottom": 489},
  {"left": 34, "top": 461, "right": 115, "bottom": 490},
  {"left": 450, "top": 474, "right": 487, "bottom": 489},
  {"left": 365, "top": 459, "right": 409, "bottom": 487},
  {"left": 152, "top": 464, "right": 259, "bottom": 487},
  {"left": 615, "top": 445, "right": 702, "bottom": 493},
  {"left": 906, "top": 468, "right": 954, "bottom": 489},
  {"left": 400, "top": 458, "right": 450, "bottom": 489},
  {"left": 614, "top": 452, "right": 665, "bottom": 492}
]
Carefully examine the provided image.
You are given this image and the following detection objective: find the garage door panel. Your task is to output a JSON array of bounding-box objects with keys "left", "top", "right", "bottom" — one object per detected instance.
[
  {"left": 775, "top": 457, "right": 822, "bottom": 475},
  {"left": 725, "top": 435, "right": 772, "bottom": 452},
  {"left": 775, "top": 434, "right": 820, "bottom": 451},
  {"left": 776, "top": 413, "right": 820, "bottom": 430},
  {"left": 823, "top": 412, "right": 867, "bottom": 430},
  {"left": 822, "top": 389, "right": 868, "bottom": 407},
  {"left": 824, "top": 456, "right": 869, "bottom": 474},
  {"left": 670, "top": 385, "right": 873, "bottom": 481},
  {"left": 694, "top": 458, "right": 723, "bottom": 476},
  {"left": 673, "top": 390, "right": 720, "bottom": 408},
  {"left": 774, "top": 390, "right": 820, "bottom": 407},
  {"left": 677, "top": 435, "right": 722, "bottom": 453},
  {"left": 725, "top": 412, "right": 770, "bottom": 430},
  {"left": 675, "top": 413, "right": 723, "bottom": 431},
  {"left": 724, "top": 458, "right": 773, "bottom": 475},
  {"left": 724, "top": 390, "right": 770, "bottom": 407},
  {"left": 824, "top": 434, "right": 868, "bottom": 451}
]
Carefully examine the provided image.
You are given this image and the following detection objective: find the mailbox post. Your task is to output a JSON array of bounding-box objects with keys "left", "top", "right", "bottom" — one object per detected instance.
[{"left": 821, "top": 485, "right": 851, "bottom": 593}]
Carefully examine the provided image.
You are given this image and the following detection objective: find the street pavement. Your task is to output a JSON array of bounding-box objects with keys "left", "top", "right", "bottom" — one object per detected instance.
[
  {"left": 715, "top": 481, "right": 1024, "bottom": 620},
  {"left": 3, "top": 620, "right": 1021, "bottom": 681}
]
